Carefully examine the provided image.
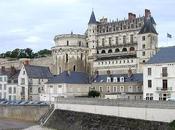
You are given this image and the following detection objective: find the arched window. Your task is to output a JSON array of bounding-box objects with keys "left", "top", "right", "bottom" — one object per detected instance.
[
  {"left": 130, "top": 47, "right": 135, "bottom": 51},
  {"left": 101, "top": 50, "right": 106, "bottom": 54},
  {"left": 108, "top": 49, "right": 112, "bottom": 53},
  {"left": 73, "top": 65, "right": 76, "bottom": 71},
  {"left": 66, "top": 54, "right": 68, "bottom": 63},
  {"left": 122, "top": 48, "right": 127, "bottom": 52},
  {"left": 115, "top": 48, "right": 120, "bottom": 53}
]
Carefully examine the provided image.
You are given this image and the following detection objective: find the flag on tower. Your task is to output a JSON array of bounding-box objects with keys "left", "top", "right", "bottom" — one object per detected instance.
[{"left": 167, "top": 33, "right": 172, "bottom": 38}]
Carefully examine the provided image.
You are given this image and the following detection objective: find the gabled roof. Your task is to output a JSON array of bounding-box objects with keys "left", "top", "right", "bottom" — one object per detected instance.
[
  {"left": 24, "top": 65, "right": 52, "bottom": 79},
  {"left": 146, "top": 46, "right": 175, "bottom": 64},
  {"left": 92, "top": 73, "right": 143, "bottom": 83},
  {"left": 88, "top": 11, "right": 96, "bottom": 24},
  {"left": 139, "top": 17, "right": 158, "bottom": 34},
  {"left": 47, "top": 71, "right": 90, "bottom": 84}
]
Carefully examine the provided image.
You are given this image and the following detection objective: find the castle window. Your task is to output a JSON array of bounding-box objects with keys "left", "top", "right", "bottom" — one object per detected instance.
[
  {"left": 142, "top": 36, "right": 145, "bottom": 41},
  {"left": 101, "top": 50, "right": 106, "bottom": 54},
  {"left": 79, "top": 41, "right": 81, "bottom": 46},
  {"left": 108, "top": 49, "right": 112, "bottom": 53},
  {"left": 130, "top": 35, "right": 133, "bottom": 43},
  {"left": 142, "top": 51, "right": 145, "bottom": 56},
  {"left": 73, "top": 65, "right": 76, "bottom": 71},
  {"left": 102, "top": 38, "right": 105, "bottom": 46},
  {"left": 67, "top": 41, "right": 69, "bottom": 46},
  {"left": 115, "top": 37, "right": 118, "bottom": 44},
  {"left": 130, "top": 47, "right": 135, "bottom": 51},
  {"left": 123, "top": 35, "right": 126, "bottom": 44},
  {"left": 122, "top": 48, "right": 127, "bottom": 52},
  {"left": 81, "top": 53, "right": 83, "bottom": 60},
  {"left": 142, "top": 44, "right": 145, "bottom": 49},
  {"left": 86, "top": 43, "right": 88, "bottom": 47},
  {"left": 66, "top": 54, "right": 68, "bottom": 63},
  {"left": 115, "top": 48, "right": 120, "bottom": 53},
  {"left": 109, "top": 37, "right": 112, "bottom": 46},
  {"left": 59, "top": 67, "right": 61, "bottom": 74}
]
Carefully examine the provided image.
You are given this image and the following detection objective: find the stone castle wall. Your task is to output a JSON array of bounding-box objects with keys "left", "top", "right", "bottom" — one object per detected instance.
[
  {"left": 0, "top": 105, "right": 49, "bottom": 122},
  {"left": 45, "top": 109, "right": 172, "bottom": 130}
]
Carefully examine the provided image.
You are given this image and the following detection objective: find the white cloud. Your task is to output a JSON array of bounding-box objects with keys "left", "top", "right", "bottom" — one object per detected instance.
[{"left": 24, "top": 36, "right": 42, "bottom": 43}]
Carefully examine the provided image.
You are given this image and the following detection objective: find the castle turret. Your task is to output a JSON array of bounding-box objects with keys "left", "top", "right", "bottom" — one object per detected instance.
[
  {"left": 137, "top": 10, "right": 158, "bottom": 72},
  {"left": 87, "top": 10, "right": 98, "bottom": 74}
]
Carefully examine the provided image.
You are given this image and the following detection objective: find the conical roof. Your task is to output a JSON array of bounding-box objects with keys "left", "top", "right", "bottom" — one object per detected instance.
[
  {"left": 88, "top": 11, "right": 96, "bottom": 24},
  {"left": 139, "top": 17, "right": 158, "bottom": 34}
]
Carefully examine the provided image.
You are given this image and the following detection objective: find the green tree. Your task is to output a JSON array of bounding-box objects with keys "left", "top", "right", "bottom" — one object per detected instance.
[
  {"left": 88, "top": 90, "right": 100, "bottom": 98},
  {"left": 11, "top": 48, "right": 19, "bottom": 58}
]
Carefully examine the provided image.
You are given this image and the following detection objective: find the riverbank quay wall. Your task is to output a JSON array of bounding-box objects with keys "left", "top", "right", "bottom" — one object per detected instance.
[
  {"left": 0, "top": 105, "right": 49, "bottom": 122},
  {"left": 44, "top": 98, "right": 175, "bottom": 130}
]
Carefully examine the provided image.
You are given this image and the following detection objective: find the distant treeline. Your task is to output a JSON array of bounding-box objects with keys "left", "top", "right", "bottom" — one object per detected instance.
[{"left": 0, "top": 48, "right": 52, "bottom": 59}]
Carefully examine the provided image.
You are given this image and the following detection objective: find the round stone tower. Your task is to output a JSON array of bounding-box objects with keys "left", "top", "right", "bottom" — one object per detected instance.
[{"left": 52, "top": 32, "right": 89, "bottom": 75}]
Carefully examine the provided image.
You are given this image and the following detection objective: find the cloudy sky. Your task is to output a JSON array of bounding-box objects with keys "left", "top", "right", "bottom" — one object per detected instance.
[{"left": 0, "top": 0, "right": 175, "bottom": 53}]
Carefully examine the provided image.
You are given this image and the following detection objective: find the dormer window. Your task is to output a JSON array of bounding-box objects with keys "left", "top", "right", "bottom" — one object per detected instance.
[
  {"left": 107, "top": 77, "right": 111, "bottom": 82},
  {"left": 120, "top": 77, "right": 125, "bottom": 82},
  {"left": 113, "top": 77, "right": 118, "bottom": 82}
]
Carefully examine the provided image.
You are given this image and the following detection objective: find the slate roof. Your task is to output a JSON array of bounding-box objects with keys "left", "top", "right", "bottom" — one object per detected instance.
[
  {"left": 24, "top": 65, "right": 52, "bottom": 79},
  {"left": 146, "top": 46, "right": 175, "bottom": 64},
  {"left": 47, "top": 71, "right": 90, "bottom": 84},
  {"left": 88, "top": 11, "right": 96, "bottom": 24},
  {"left": 92, "top": 73, "right": 143, "bottom": 83},
  {"left": 139, "top": 16, "right": 158, "bottom": 34},
  {"left": 0, "top": 69, "right": 20, "bottom": 81}
]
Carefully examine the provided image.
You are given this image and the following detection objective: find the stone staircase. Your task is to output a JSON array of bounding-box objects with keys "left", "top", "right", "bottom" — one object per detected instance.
[{"left": 39, "top": 104, "right": 55, "bottom": 126}]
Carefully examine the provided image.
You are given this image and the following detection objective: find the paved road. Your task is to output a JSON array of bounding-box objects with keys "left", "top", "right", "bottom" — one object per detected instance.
[{"left": 0, "top": 118, "right": 36, "bottom": 130}]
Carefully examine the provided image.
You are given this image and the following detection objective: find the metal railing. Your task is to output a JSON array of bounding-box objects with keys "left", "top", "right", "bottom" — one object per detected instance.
[{"left": 156, "top": 87, "right": 172, "bottom": 91}]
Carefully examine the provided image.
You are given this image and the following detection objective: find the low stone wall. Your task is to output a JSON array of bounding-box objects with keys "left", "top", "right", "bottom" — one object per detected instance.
[
  {"left": 45, "top": 109, "right": 172, "bottom": 130},
  {"left": 0, "top": 105, "right": 49, "bottom": 122}
]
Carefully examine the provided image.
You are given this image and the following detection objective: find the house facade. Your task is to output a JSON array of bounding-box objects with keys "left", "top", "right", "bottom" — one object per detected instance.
[
  {"left": 18, "top": 64, "right": 52, "bottom": 101},
  {"left": 40, "top": 71, "right": 90, "bottom": 102},
  {"left": 143, "top": 46, "right": 175, "bottom": 100}
]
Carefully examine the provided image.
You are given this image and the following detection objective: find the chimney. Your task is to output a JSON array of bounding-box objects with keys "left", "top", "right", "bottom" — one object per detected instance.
[
  {"left": 132, "top": 14, "right": 136, "bottom": 19},
  {"left": 1, "top": 66, "right": 5, "bottom": 72},
  {"left": 128, "top": 68, "right": 133, "bottom": 77},
  {"left": 128, "top": 13, "right": 133, "bottom": 21},
  {"left": 145, "top": 9, "right": 151, "bottom": 19},
  {"left": 10, "top": 66, "right": 16, "bottom": 75}
]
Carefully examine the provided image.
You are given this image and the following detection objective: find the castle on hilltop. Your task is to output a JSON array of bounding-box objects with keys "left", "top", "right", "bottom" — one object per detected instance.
[{"left": 52, "top": 9, "right": 158, "bottom": 76}]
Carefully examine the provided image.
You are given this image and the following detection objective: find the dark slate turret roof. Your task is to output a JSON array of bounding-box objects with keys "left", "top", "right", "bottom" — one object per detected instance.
[
  {"left": 139, "top": 17, "right": 158, "bottom": 34},
  {"left": 146, "top": 46, "right": 175, "bottom": 64},
  {"left": 88, "top": 11, "right": 96, "bottom": 24},
  {"left": 47, "top": 71, "right": 90, "bottom": 84},
  {"left": 24, "top": 65, "right": 52, "bottom": 79},
  {"left": 92, "top": 73, "right": 143, "bottom": 83}
]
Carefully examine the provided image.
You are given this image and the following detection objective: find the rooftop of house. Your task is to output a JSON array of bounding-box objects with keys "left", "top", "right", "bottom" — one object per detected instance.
[
  {"left": 0, "top": 67, "right": 20, "bottom": 80},
  {"left": 24, "top": 64, "right": 52, "bottom": 79},
  {"left": 146, "top": 46, "right": 175, "bottom": 64},
  {"left": 92, "top": 73, "right": 143, "bottom": 83},
  {"left": 47, "top": 71, "right": 90, "bottom": 84}
]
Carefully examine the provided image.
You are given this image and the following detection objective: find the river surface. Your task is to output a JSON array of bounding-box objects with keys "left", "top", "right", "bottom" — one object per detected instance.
[{"left": 0, "top": 118, "right": 54, "bottom": 130}]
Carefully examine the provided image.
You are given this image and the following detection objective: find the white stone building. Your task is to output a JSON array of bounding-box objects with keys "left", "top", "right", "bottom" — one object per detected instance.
[
  {"left": 0, "top": 66, "right": 19, "bottom": 101},
  {"left": 40, "top": 71, "right": 90, "bottom": 102},
  {"left": 143, "top": 46, "right": 175, "bottom": 100},
  {"left": 18, "top": 64, "right": 52, "bottom": 101}
]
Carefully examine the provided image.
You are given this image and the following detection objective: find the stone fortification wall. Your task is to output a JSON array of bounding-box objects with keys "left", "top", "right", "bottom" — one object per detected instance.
[
  {"left": 0, "top": 105, "right": 49, "bottom": 122},
  {"left": 0, "top": 57, "right": 54, "bottom": 72},
  {"left": 45, "top": 109, "right": 172, "bottom": 130}
]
